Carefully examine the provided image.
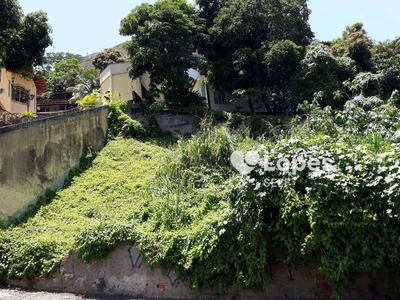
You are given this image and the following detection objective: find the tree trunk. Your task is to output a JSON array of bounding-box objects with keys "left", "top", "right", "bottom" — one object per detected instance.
[{"left": 248, "top": 99, "right": 255, "bottom": 114}]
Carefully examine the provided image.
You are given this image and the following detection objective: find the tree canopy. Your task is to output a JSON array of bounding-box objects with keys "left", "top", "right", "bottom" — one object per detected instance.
[
  {"left": 120, "top": 0, "right": 400, "bottom": 114},
  {"left": 120, "top": 0, "right": 206, "bottom": 109},
  {"left": 0, "top": 0, "right": 52, "bottom": 74},
  {"left": 120, "top": 0, "right": 313, "bottom": 111},
  {"left": 295, "top": 23, "right": 400, "bottom": 108},
  {"left": 202, "top": 0, "right": 313, "bottom": 113},
  {"left": 39, "top": 57, "right": 100, "bottom": 100},
  {"left": 35, "top": 52, "right": 83, "bottom": 75},
  {"left": 92, "top": 48, "right": 126, "bottom": 71}
]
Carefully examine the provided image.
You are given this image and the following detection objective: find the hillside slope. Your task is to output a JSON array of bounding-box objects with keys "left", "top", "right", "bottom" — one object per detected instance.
[
  {"left": 2, "top": 100, "right": 400, "bottom": 298},
  {"left": 0, "top": 137, "right": 165, "bottom": 279}
]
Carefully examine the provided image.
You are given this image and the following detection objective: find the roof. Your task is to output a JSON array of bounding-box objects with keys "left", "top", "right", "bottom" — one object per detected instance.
[{"left": 33, "top": 75, "right": 48, "bottom": 95}]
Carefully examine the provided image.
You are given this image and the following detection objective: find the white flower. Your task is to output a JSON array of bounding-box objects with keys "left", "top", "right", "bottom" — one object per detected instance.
[
  {"left": 345, "top": 166, "right": 353, "bottom": 173},
  {"left": 378, "top": 166, "right": 388, "bottom": 174},
  {"left": 354, "top": 164, "right": 363, "bottom": 172}
]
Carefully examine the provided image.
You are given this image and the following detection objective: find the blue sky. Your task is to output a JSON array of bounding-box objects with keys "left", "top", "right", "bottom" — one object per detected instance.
[
  {"left": 18, "top": 0, "right": 400, "bottom": 56},
  {"left": 308, "top": 0, "right": 399, "bottom": 43}
]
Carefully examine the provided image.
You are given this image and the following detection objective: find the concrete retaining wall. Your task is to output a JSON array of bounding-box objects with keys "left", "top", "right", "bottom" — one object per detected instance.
[
  {"left": 7, "top": 242, "right": 396, "bottom": 299},
  {"left": 130, "top": 108, "right": 198, "bottom": 135},
  {"left": 0, "top": 106, "right": 109, "bottom": 221}
]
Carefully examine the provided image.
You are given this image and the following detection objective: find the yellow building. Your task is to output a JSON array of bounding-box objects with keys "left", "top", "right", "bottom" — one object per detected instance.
[
  {"left": 100, "top": 62, "right": 158, "bottom": 105},
  {"left": 99, "top": 61, "right": 267, "bottom": 113},
  {"left": 0, "top": 67, "right": 44, "bottom": 114}
]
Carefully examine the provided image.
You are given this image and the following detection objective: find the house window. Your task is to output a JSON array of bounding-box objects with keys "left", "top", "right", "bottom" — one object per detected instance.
[
  {"left": 0, "top": 68, "right": 2, "bottom": 82},
  {"left": 8, "top": 80, "right": 10, "bottom": 97},
  {"left": 12, "top": 86, "right": 29, "bottom": 103},
  {"left": 214, "top": 91, "right": 231, "bottom": 105}
]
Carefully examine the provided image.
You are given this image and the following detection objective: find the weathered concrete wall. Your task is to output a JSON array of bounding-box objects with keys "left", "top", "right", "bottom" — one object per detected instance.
[
  {"left": 130, "top": 108, "right": 198, "bottom": 135},
  {"left": 0, "top": 106, "right": 108, "bottom": 221},
  {"left": 7, "top": 243, "right": 397, "bottom": 299},
  {"left": 9, "top": 244, "right": 194, "bottom": 299}
]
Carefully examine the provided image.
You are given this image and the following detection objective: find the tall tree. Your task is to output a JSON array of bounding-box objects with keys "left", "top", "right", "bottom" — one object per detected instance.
[
  {"left": 196, "top": 0, "right": 227, "bottom": 30},
  {"left": 0, "top": 0, "right": 22, "bottom": 61},
  {"left": 328, "top": 24, "right": 400, "bottom": 102},
  {"left": 40, "top": 58, "right": 99, "bottom": 100},
  {"left": 292, "top": 41, "right": 344, "bottom": 108},
  {"left": 35, "top": 52, "right": 83, "bottom": 76},
  {"left": 205, "top": 0, "right": 313, "bottom": 113},
  {"left": 331, "top": 22, "right": 372, "bottom": 71},
  {"left": 120, "top": 0, "right": 206, "bottom": 109},
  {"left": 0, "top": 0, "right": 52, "bottom": 74}
]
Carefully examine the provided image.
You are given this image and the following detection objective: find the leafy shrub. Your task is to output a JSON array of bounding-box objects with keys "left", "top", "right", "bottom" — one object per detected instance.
[
  {"left": 75, "top": 223, "right": 136, "bottom": 262},
  {"left": 121, "top": 118, "right": 147, "bottom": 139},
  {"left": 193, "top": 110, "right": 289, "bottom": 141},
  {"left": 146, "top": 100, "right": 166, "bottom": 115},
  {"left": 20, "top": 111, "right": 37, "bottom": 118},
  {"left": 346, "top": 72, "right": 381, "bottom": 97},
  {"left": 237, "top": 137, "right": 400, "bottom": 294},
  {"left": 235, "top": 99, "right": 400, "bottom": 295},
  {"left": 0, "top": 231, "right": 66, "bottom": 279},
  {"left": 107, "top": 99, "right": 164, "bottom": 140},
  {"left": 344, "top": 94, "right": 384, "bottom": 111},
  {"left": 77, "top": 90, "right": 103, "bottom": 106},
  {"left": 107, "top": 100, "right": 129, "bottom": 139},
  {"left": 183, "top": 90, "right": 207, "bottom": 108}
]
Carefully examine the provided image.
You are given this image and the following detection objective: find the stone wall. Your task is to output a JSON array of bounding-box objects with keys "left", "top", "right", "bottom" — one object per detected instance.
[{"left": 0, "top": 106, "right": 108, "bottom": 222}]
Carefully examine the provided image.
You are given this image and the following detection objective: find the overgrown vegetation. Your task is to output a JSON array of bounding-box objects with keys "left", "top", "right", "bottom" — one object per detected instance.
[
  {"left": 2, "top": 96, "right": 400, "bottom": 299},
  {"left": 2, "top": 1, "right": 400, "bottom": 297},
  {"left": 0, "top": 136, "right": 164, "bottom": 279}
]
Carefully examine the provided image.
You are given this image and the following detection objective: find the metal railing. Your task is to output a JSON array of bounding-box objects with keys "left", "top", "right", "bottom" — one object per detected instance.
[
  {"left": 0, "top": 104, "right": 103, "bottom": 128},
  {"left": 36, "top": 106, "right": 80, "bottom": 119},
  {"left": 0, "top": 110, "right": 23, "bottom": 127}
]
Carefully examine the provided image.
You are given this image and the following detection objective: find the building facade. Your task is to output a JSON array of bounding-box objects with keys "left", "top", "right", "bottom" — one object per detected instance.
[
  {"left": 0, "top": 68, "right": 40, "bottom": 115},
  {"left": 99, "top": 62, "right": 267, "bottom": 113},
  {"left": 100, "top": 62, "right": 158, "bottom": 105}
]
